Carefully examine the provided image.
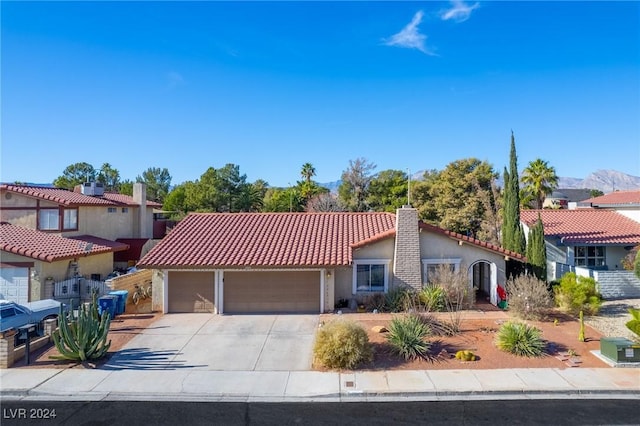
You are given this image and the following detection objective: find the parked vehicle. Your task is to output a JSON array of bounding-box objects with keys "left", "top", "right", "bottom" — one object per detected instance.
[{"left": 0, "top": 299, "right": 66, "bottom": 343}]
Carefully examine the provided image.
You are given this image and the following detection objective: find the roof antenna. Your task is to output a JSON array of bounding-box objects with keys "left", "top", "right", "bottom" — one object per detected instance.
[{"left": 407, "top": 168, "right": 411, "bottom": 207}]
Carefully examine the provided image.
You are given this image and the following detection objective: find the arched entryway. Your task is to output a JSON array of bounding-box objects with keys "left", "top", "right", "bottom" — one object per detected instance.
[{"left": 469, "top": 260, "right": 498, "bottom": 306}]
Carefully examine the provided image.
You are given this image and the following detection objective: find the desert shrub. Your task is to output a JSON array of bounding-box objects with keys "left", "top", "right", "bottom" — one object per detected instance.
[
  {"left": 364, "top": 293, "right": 387, "bottom": 312},
  {"left": 313, "top": 319, "right": 372, "bottom": 369},
  {"left": 627, "top": 308, "right": 640, "bottom": 342},
  {"left": 419, "top": 285, "right": 446, "bottom": 312},
  {"left": 386, "top": 314, "right": 431, "bottom": 360},
  {"left": 495, "top": 321, "right": 546, "bottom": 357},
  {"left": 505, "top": 274, "right": 553, "bottom": 320},
  {"left": 428, "top": 264, "right": 474, "bottom": 333},
  {"left": 554, "top": 272, "right": 602, "bottom": 316},
  {"left": 384, "top": 287, "right": 418, "bottom": 313}
]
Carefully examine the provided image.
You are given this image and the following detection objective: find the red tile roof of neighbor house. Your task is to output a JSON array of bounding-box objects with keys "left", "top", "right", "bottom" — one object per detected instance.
[
  {"left": 138, "top": 212, "right": 526, "bottom": 269},
  {"left": 0, "top": 223, "right": 129, "bottom": 262},
  {"left": 580, "top": 190, "right": 640, "bottom": 206},
  {"left": 520, "top": 209, "right": 640, "bottom": 245},
  {"left": 0, "top": 184, "right": 162, "bottom": 207}
]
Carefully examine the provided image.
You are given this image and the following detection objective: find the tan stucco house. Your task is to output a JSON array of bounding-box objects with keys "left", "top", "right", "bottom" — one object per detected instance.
[
  {"left": 0, "top": 183, "right": 160, "bottom": 303},
  {"left": 138, "top": 207, "right": 525, "bottom": 314}
]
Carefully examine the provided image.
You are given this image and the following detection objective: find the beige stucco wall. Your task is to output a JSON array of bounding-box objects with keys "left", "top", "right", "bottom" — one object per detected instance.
[
  {"left": 1, "top": 189, "right": 155, "bottom": 240},
  {"left": 419, "top": 232, "right": 509, "bottom": 287}
]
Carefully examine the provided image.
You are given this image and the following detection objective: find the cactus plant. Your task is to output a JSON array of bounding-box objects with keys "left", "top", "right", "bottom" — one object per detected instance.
[
  {"left": 50, "top": 294, "right": 111, "bottom": 362},
  {"left": 455, "top": 350, "right": 477, "bottom": 361}
]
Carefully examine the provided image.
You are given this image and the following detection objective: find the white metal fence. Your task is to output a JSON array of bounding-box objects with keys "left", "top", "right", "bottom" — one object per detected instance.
[{"left": 54, "top": 277, "right": 110, "bottom": 300}]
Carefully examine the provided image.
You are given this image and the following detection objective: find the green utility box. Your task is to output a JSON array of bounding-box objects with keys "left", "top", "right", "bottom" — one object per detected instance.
[{"left": 600, "top": 337, "right": 640, "bottom": 363}]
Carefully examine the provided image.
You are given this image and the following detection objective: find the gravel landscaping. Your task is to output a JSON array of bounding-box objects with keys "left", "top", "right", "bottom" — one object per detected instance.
[{"left": 583, "top": 298, "right": 640, "bottom": 340}]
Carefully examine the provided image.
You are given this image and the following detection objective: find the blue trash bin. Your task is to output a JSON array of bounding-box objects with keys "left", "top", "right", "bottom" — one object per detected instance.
[
  {"left": 98, "top": 295, "right": 118, "bottom": 318},
  {"left": 109, "top": 290, "right": 129, "bottom": 315}
]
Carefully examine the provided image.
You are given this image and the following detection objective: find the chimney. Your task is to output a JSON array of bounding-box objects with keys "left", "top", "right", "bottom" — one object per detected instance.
[
  {"left": 133, "top": 183, "right": 149, "bottom": 238},
  {"left": 392, "top": 206, "right": 422, "bottom": 291}
]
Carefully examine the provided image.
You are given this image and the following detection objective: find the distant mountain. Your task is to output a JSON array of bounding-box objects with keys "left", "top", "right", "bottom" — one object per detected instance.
[
  {"left": 320, "top": 169, "right": 640, "bottom": 194},
  {"left": 561, "top": 170, "right": 640, "bottom": 192}
]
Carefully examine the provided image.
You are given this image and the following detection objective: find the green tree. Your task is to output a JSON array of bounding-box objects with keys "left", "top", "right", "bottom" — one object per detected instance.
[
  {"left": 526, "top": 213, "right": 547, "bottom": 281},
  {"left": 412, "top": 159, "right": 497, "bottom": 237},
  {"left": 137, "top": 167, "right": 171, "bottom": 203},
  {"left": 96, "top": 163, "right": 121, "bottom": 192},
  {"left": 590, "top": 189, "right": 604, "bottom": 198},
  {"left": 53, "top": 162, "right": 96, "bottom": 190},
  {"left": 521, "top": 158, "right": 558, "bottom": 209},
  {"left": 367, "top": 169, "right": 408, "bottom": 213},
  {"left": 119, "top": 179, "right": 134, "bottom": 196},
  {"left": 301, "top": 163, "right": 316, "bottom": 184},
  {"left": 263, "top": 187, "right": 304, "bottom": 212},
  {"left": 338, "top": 158, "right": 376, "bottom": 212},
  {"left": 502, "top": 132, "right": 526, "bottom": 254},
  {"left": 217, "top": 163, "right": 247, "bottom": 212}
]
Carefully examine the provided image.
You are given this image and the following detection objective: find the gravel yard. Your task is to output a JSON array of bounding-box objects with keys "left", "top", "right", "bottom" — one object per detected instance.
[{"left": 584, "top": 298, "right": 640, "bottom": 340}]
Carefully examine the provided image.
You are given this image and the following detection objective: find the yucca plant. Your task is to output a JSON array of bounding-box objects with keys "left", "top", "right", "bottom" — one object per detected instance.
[
  {"left": 386, "top": 314, "right": 431, "bottom": 360},
  {"left": 313, "top": 319, "right": 372, "bottom": 369},
  {"left": 50, "top": 294, "right": 112, "bottom": 362},
  {"left": 419, "top": 285, "right": 446, "bottom": 312},
  {"left": 495, "top": 321, "right": 545, "bottom": 357}
]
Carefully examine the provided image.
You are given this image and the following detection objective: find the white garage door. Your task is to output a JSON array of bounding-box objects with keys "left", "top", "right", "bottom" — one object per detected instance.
[{"left": 0, "top": 267, "right": 29, "bottom": 304}]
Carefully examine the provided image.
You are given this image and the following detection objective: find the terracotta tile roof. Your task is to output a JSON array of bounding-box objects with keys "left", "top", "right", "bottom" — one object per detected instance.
[
  {"left": 580, "top": 190, "right": 640, "bottom": 207},
  {"left": 418, "top": 222, "right": 527, "bottom": 261},
  {"left": 520, "top": 209, "right": 640, "bottom": 245},
  {"left": 138, "top": 211, "right": 527, "bottom": 269},
  {"left": 0, "top": 184, "right": 161, "bottom": 207},
  {"left": 138, "top": 212, "right": 396, "bottom": 268},
  {"left": 0, "top": 223, "right": 128, "bottom": 262}
]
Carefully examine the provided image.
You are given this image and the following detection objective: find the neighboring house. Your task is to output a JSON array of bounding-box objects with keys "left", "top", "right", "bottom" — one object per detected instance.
[
  {"left": 577, "top": 190, "right": 640, "bottom": 223},
  {"left": 138, "top": 207, "right": 525, "bottom": 314},
  {"left": 520, "top": 209, "right": 640, "bottom": 298},
  {"left": 0, "top": 183, "right": 161, "bottom": 303}
]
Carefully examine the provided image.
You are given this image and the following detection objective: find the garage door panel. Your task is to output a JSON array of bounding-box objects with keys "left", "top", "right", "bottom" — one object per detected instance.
[
  {"left": 224, "top": 271, "right": 319, "bottom": 313},
  {"left": 0, "top": 268, "right": 29, "bottom": 304},
  {"left": 168, "top": 271, "right": 214, "bottom": 313}
]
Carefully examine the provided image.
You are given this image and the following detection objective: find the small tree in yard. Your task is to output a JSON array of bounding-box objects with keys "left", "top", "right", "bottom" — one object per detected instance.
[
  {"left": 626, "top": 308, "right": 640, "bottom": 343},
  {"left": 525, "top": 213, "right": 547, "bottom": 281},
  {"left": 505, "top": 274, "right": 553, "bottom": 320},
  {"left": 554, "top": 272, "right": 602, "bottom": 316}
]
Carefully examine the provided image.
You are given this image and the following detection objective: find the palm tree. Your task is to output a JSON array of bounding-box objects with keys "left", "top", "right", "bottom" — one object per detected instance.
[
  {"left": 301, "top": 163, "right": 316, "bottom": 184},
  {"left": 521, "top": 159, "right": 558, "bottom": 209}
]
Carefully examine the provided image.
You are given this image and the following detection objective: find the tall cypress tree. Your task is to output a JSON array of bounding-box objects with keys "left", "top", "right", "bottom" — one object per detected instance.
[
  {"left": 502, "top": 132, "right": 526, "bottom": 254},
  {"left": 526, "top": 213, "right": 547, "bottom": 281}
]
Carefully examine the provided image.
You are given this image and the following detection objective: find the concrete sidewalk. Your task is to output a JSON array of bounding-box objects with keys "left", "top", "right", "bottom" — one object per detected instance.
[{"left": 1, "top": 367, "right": 638, "bottom": 402}]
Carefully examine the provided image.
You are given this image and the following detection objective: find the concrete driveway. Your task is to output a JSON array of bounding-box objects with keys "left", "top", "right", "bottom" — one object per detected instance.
[{"left": 103, "top": 314, "right": 319, "bottom": 371}]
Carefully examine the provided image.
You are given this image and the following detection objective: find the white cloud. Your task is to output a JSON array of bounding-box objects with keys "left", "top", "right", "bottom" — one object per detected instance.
[
  {"left": 167, "top": 71, "right": 185, "bottom": 88},
  {"left": 440, "top": 0, "right": 480, "bottom": 23},
  {"left": 383, "top": 10, "right": 435, "bottom": 55}
]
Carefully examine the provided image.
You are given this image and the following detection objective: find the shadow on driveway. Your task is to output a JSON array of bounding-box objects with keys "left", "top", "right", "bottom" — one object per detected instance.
[{"left": 101, "top": 348, "right": 207, "bottom": 371}]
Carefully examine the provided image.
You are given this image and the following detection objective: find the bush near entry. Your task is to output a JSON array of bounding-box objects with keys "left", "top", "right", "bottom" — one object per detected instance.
[{"left": 554, "top": 272, "right": 601, "bottom": 316}]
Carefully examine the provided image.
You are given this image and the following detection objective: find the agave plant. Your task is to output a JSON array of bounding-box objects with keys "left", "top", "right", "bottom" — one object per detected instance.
[{"left": 50, "top": 294, "right": 112, "bottom": 362}]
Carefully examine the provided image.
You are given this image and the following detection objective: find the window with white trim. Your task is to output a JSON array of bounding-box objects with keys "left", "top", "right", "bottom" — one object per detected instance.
[
  {"left": 63, "top": 209, "right": 78, "bottom": 230},
  {"left": 38, "top": 209, "right": 59, "bottom": 230},
  {"left": 353, "top": 260, "right": 389, "bottom": 293},
  {"left": 422, "top": 258, "right": 461, "bottom": 285},
  {"left": 107, "top": 207, "right": 117, "bottom": 213},
  {"left": 574, "top": 246, "right": 605, "bottom": 267}
]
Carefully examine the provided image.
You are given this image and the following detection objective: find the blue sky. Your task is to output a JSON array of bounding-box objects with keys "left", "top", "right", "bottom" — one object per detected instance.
[{"left": 2, "top": 1, "right": 639, "bottom": 188}]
